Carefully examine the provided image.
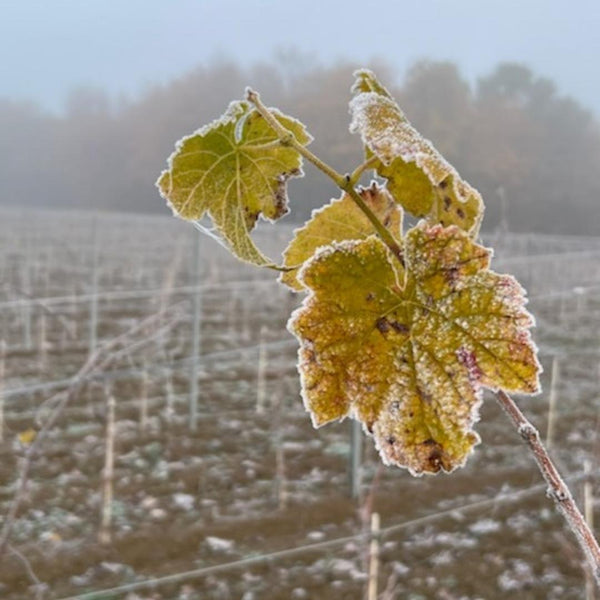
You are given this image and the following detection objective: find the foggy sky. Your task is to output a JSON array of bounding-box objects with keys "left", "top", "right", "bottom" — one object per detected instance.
[{"left": 2, "top": 0, "right": 600, "bottom": 115}]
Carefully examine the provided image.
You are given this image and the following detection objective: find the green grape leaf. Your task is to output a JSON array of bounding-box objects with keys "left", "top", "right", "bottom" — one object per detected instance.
[
  {"left": 349, "top": 70, "right": 484, "bottom": 235},
  {"left": 288, "top": 223, "right": 540, "bottom": 475},
  {"left": 157, "top": 100, "right": 311, "bottom": 266},
  {"left": 280, "top": 183, "right": 402, "bottom": 291}
]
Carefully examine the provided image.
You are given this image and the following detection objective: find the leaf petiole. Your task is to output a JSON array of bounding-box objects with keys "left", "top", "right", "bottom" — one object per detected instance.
[
  {"left": 348, "top": 155, "right": 378, "bottom": 187},
  {"left": 343, "top": 185, "right": 404, "bottom": 265},
  {"left": 246, "top": 89, "right": 345, "bottom": 186},
  {"left": 247, "top": 88, "right": 403, "bottom": 265}
]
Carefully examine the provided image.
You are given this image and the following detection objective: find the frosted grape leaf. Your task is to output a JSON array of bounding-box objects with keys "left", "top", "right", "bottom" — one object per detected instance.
[
  {"left": 289, "top": 224, "right": 540, "bottom": 475},
  {"left": 280, "top": 183, "right": 402, "bottom": 291},
  {"left": 352, "top": 69, "right": 394, "bottom": 97},
  {"left": 349, "top": 70, "right": 484, "bottom": 236},
  {"left": 157, "top": 100, "right": 311, "bottom": 266}
]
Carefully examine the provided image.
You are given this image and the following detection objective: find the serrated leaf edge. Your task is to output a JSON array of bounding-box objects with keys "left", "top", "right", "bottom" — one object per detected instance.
[
  {"left": 286, "top": 226, "right": 542, "bottom": 475},
  {"left": 286, "top": 235, "right": 404, "bottom": 430},
  {"left": 279, "top": 182, "right": 400, "bottom": 291},
  {"left": 349, "top": 90, "right": 484, "bottom": 235},
  {"left": 156, "top": 99, "right": 313, "bottom": 268}
]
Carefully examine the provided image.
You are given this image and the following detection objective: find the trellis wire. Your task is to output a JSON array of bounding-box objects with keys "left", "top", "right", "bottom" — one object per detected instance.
[{"left": 54, "top": 470, "right": 596, "bottom": 600}]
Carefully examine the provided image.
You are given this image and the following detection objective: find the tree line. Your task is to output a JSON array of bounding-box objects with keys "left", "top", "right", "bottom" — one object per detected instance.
[{"left": 2, "top": 56, "right": 599, "bottom": 235}]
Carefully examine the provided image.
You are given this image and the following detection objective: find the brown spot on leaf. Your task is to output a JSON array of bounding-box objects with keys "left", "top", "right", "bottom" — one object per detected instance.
[
  {"left": 376, "top": 317, "right": 390, "bottom": 334},
  {"left": 456, "top": 207, "right": 465, "bottom": 220},
  {"left": 417, "top": 386, "right": 433, "bottom": 404},
  {"left": 360, "top": 184, "right": 376, "bottom": 203},
  {"left": 419, "top": 438, "right": 446, "bottom": 472},
  {"left": 444, "top": 266, "right": 459, "bottom": 288},
  {"left": 390, "top": 321, "right": 410, "bottom": 335},
  {"left": 428, "top": 449, "right": 443, "bottom": 471},
  {"left": 244, "top": 206, "right": 260, "bottom": 225},
  {"left": 273, "top": 177, "right": 289, "bottom": 216},
  {"left": 273, "top": 169, "right": 301, "bottom": 217},
  {"left": 443, "top": 196, "right": 452, "bottom": 210}
]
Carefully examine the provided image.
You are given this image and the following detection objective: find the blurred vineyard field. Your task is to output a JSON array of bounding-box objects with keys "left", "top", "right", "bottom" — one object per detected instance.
[{"left": 1, "top": 208, "right": 600, "bottom": 600}]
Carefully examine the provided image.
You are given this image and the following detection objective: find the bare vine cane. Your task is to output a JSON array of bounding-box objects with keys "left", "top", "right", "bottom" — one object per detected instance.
[{"left": 496, "top": 390, "right": 600, "bottom": 584}]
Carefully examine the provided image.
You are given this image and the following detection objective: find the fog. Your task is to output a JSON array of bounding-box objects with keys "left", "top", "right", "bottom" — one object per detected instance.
[
  {"left": 2, "top": 5, "right": 600, "bottom": 599},
  {"left": 1, "top": 56, "right": 599, "bottom": 234},
  {"left": 1, "top": 2, "right": 599, "bottom": 234}
]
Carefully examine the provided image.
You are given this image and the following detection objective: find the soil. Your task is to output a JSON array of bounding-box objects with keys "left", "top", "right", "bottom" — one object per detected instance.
[{"left": 1, "top": 210, "right": 600, "bottom": 599}]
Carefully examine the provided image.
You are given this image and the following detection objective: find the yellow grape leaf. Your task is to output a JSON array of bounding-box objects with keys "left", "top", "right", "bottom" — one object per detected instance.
[
  {"left": 18, "top": 428, "right": 37, "bottom": 446},
  {"left": 289, "top": 224, "right": 540, "bottom": 475},
  {"left": 352, "top": 69, "right": 394, "bottom": 97},
  {"left": 349, "top": 70, "right": 484, "bottom": 235},
  {"left": 280, "top": 183, "right": 402, "bottom": 291},
  {"left": 157, "top": 101, "right": 311, "bottom": 266}
]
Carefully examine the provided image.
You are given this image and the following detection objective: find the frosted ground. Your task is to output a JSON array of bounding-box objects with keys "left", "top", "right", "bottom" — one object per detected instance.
[{"left": 1, "top": 209, "right": 600, "bottom": 599}]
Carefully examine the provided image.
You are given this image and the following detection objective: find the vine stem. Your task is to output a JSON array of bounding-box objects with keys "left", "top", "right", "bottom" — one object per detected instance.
[
  {"left": 246, "top": 89, "right": 404, "bottom": 264},
  {"left": 246, "top": 86, "right": 599, "bottom": 584},
  {"left": 348, "top": 155, "right": 378, "bottom": 187},
  {"left": 496, "top": 390, "right": 600, "bottom": 586}
]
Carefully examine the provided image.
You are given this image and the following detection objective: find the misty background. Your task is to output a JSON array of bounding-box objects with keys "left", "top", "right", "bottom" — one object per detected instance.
[
  {"left": 3, "top": 5, "right": 600, "bottom": 598},
  {"left": 2, "top": 0, "right": 599, "bottom": 235}
]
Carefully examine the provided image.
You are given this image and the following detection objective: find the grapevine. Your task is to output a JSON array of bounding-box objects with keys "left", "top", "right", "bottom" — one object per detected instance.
[{"left": 157, "top": 69, "right": 600, "bottom": 586}]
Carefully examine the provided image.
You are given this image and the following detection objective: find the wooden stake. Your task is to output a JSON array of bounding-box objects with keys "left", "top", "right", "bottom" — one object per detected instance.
[
  {"left": 89, "top": 218, "right": 99, "bottom": 357},
  {"left": 22, "top": 234, "right": 32, "bottom": 350},
  {"left": 189, "top": 232, "right": 202, "bottom": 432},
  {"left": 256, "top": 325, "right": 267, "bottom": 415},
  {"left": 349, "top": 420, "right": 362, "bottom": 499},
  {"left": 274, "top": 441, "right": 287, "bottom": 510},
  {"left": 165, "top": 371, "right": 175, "bottom": 425},
  {"left": 38, "top": 312, "right": 47, "bottom": 375},
  {"left": 21, "top": 304, "right": 32, "bottom": 351},
  {"left": 367, "top": 512, "right": 380, "bottom": 600},
  {"left": 99, "top": 391, "right": 116, "bottom": 545},
  {"left": 139, "top": 365, "right": 149, "bottom": 433},
  {"left": 546, "top": 356, "right": 560, "bottom": 449},
  {"left": 272, "top": 383, "right": 287, "bottom": 510},
  {"left": 0, "top": 340, "right": 5, "bottom": 443},
  {"left": 585, "top": 460, "right": 596, "bottom": 600}
]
